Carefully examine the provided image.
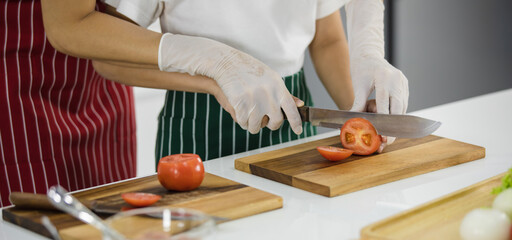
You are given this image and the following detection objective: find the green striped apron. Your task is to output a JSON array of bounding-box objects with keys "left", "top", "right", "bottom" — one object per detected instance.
[{"left": 155, "top": 68, "right": 317, "bottom": 164}]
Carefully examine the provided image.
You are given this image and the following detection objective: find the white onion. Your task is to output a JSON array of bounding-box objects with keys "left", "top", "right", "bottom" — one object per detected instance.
[
  {"left": 493, "top": 188, "right": 512, "bottom": 219},
  {"left": 459, "top": 208, "right": 511, "bottom": 240}
]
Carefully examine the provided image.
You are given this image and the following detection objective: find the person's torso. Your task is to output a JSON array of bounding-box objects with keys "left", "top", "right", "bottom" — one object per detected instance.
[{"left": 160, "top": 0, "right": 319, "bottom": 76}]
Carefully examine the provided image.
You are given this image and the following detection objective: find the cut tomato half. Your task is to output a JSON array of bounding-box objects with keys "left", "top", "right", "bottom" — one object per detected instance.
[
  {"left": 316, "top": 146, "right": 354, "bottom": 161},
  {"left": 340, "top": 118, "right": 382, "bottom": 155},
  {"left": 121, "top": 192, "right": 162, "bottom": 207}
]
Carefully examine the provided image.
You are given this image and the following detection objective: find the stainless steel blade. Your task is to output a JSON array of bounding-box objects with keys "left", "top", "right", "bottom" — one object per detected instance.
[{"left": 307, "top": 107, "right": 441, "bottom": 138}]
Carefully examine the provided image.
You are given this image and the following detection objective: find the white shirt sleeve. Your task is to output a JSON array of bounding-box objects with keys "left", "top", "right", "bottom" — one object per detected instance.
[
  {"left": 316, "top": 0, "right": 350, "bottom": 19},
  {"left": 103, "top": 0, "right": 162, "bottom": 28}
]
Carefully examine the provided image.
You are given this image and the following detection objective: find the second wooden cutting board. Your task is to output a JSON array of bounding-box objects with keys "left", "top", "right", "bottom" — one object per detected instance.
[
  {"left": 2, "top": 173, "right": 283, "bottom": 240},
  {"left": 360, "top": 172, "right": 506, "bottom": 240},
  {"left": 235, "top": 135, "right": 485, "bottom": 197}
]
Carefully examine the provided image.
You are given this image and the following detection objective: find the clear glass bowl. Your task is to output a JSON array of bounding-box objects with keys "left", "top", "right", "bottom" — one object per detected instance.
[{"left": 105, "top": 207, "right": 216, "bottom": 240}]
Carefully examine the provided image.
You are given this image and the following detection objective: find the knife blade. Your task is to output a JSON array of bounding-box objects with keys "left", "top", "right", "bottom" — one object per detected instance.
[{"left": 297, "top": 106, "right": 441, "bottom": 138}]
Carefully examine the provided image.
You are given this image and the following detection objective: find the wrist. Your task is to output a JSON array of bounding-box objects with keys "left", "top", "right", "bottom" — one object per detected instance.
[
  {"left": 157, "top": 33, "right": 171, "bottom": 71},
  {"left": 201, "top": 76, "right": 222, "bottom": 96}
]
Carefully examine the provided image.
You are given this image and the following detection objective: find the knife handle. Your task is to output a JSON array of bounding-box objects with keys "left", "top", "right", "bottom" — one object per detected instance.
[
  {"left": 9, "top": 192, "right": 57, "bottom": 210},
  {"left": 9, "top": 192, "right": 92, "bottom": 211},
  {"left": 283, "top": 106, "right": 309, "bottom": 122}
]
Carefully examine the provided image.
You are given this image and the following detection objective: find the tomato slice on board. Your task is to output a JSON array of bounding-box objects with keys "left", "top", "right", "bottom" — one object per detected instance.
[
  {"left": 316, "top": 146, "right": 353, "bottom": 161},
  {"left": 157, "top": 154, "right": 205, "bottom": 192},
  {"left": 340, "top": 118, "right": 382, "bottom": 155},
  {"left": 121, "top": 193, "right": 162, "bottom": 207}
]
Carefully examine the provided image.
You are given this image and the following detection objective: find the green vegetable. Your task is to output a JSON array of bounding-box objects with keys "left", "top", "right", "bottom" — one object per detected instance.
[{"left": 492, "top": 168, "right": 512, "bottom": 194}]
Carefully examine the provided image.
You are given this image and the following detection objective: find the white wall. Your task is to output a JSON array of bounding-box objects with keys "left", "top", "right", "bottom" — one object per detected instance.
[{"left": 133, "top": 88, "right": 166, "bottom": 177}]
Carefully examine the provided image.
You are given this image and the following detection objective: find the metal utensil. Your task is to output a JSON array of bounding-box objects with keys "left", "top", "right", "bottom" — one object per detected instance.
[
  {"left": 47, "top": 186, "right": 125, "bottom": 240},
  {"left": 41, "top": 216, "right": 61, "bottom": 240},
  {"left": 11, "top": 192, "right": 230, "bottom": 223},
  {"left": 11, "top": 192, "right": 109, "bottom": 213},
  {"left": 297, "top": 106, "right": 441, "bottom": 138}
]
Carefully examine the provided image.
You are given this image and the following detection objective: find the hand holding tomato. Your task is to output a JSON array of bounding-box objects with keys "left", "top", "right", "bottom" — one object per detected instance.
[{"left": 157, "top": 154, "right": 205, "bottom": 191}]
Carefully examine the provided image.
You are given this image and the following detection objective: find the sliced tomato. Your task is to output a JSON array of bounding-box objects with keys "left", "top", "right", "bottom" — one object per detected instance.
[
  {"left": 340, "top": 118, "right": 382, "bottom": 155},
  {"left": 121, "top": 192, "right": 162, "bottom": 207},
  {"left": 316, "top": 146, "right": 353, "bottom": 161}
]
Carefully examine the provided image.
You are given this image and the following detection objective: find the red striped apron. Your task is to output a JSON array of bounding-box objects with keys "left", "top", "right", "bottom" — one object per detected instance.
[{"left": 0, "top": 0, "right": 137, "bottom": 207}]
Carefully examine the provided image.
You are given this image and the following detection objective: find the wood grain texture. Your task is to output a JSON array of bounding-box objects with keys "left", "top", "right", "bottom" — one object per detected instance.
[
  {"left": 235, "top": 135, "right": 485, "bottom": 197},
  {"left": 2, "top": 173, "right": 282, "bottom": 240},
  {"left": 360, "top": 172, "right": 506, "bottom": 240},
  {"left": 234, "top": 136, "right": 342, "bottom": 173}
]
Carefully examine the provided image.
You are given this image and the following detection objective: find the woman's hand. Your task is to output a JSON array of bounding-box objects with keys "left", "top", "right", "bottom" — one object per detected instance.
[
  {"left": 211, "top": 81, "right": 304, "bottom": 132},
  {"left": 350, "top": 57, "right": 409, "bottom": 117},
  {"left": 346, "top": 0, "right": 409, "bottom": 152},
  {"left": 158, "top": 33, "right": 303, "bottom": 135}
]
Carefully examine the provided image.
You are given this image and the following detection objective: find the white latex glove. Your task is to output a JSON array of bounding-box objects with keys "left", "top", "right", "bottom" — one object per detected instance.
[
  {"left": 346, "top": 0, "right": 409, "bottom": 150},
  {"left": 158, "top": 33, "right": 302, "bottom": 135}
]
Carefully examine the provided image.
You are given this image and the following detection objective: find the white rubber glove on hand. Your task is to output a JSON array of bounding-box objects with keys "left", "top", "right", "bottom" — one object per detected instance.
[
  {"left": 157, "top": 33, "right": 302, "bottom": 135},
  {"left": 346, "top": 0, "right": 409, "bottom": 151}
]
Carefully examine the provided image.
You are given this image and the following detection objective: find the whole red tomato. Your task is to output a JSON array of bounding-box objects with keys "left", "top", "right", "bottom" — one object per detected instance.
[
  {"left": 157, "top": 154, "right": 205, "bottom": 191},
  {"left": 340, "top": 118, "right": 382, "bottom": 155}
]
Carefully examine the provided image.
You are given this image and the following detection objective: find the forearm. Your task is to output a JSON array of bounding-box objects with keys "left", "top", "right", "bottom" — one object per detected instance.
[
  {"left": 92, "top": 61, "right": 218, "bottom": 94},
  {"left": 345, "top": 0, "right": 385, "bottom": 60},
  {"left": 309, "top": 12, "right": 354, "bottom": 110},
  {"left": 41, "top": 0, "right": 161, "bottom": 66}
]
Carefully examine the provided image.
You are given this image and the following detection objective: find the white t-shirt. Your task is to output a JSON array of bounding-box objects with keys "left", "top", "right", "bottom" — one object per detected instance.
[{"left": 105, "top": 0, "right": 349, "bottom": 76}]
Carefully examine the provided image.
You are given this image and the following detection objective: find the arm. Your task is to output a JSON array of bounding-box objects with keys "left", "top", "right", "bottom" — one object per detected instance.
[
  {"left": 92, "top": 61, "right": 236, "bottom": 120},
  {"left": 346, "top": 0, "right": 409, "bottom": 151},
  {"left": 42, "top": 0, "right": 303, "bottom": 134},
  {"left": 41, "top": 0, "right": 161, "bottom": 67},
  {"left": 345, "top": 0, "right": 408, "bottom": 115},
  {"left": 309, "top": 11, "right": 354, "bottom": 110}
]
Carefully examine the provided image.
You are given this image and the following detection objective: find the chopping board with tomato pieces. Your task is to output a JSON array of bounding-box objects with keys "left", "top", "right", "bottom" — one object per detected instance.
[
  {"left": 235, "top": 135, "right": 485, "bottom": 197},
  {"left": 2, "top": 173, "right": 283, "bottom": 240},
  {"left": 360, "top": 172, "right": 506, "bottom": 240}
]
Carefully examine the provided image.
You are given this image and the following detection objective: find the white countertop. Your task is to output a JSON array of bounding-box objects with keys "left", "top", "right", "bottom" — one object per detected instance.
[{"left": 2, "top": 88, "right": 511, "bottom": 240}]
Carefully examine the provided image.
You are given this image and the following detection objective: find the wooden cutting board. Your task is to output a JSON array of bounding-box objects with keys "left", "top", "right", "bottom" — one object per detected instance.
[
  {"left": 360, "top": 172, "right": 506, "bottom": 240},
  {"left": 2, "top": 173, "right": 282, "bottom": 240},
  {"left": 235, "top": 135, "right": 485, "bottom": 197}
]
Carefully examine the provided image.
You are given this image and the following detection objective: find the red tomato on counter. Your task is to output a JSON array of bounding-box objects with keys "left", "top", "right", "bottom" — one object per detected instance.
[
  {"left": 340, "top": 118, "right": 381, "bottom": 155},
  {"left": 316, "top": 146, "right": 353, "bottom": 161},
  {"left": 121, "top": 192, "right": 161, "bottom": 207},
  {"left": 157, "top": 154, "right": 205, "bottom": 191}
]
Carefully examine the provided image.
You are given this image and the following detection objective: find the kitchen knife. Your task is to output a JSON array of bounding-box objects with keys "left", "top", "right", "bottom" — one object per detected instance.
[
  {"left": 9, "top": 192, "right": 116, "bottom": 214},
  {"left": 297, "top": 106, "right": 441, "bottom": 138},
  {"left": 9, "top": 192, "right": 229, "bottom": 222}
]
